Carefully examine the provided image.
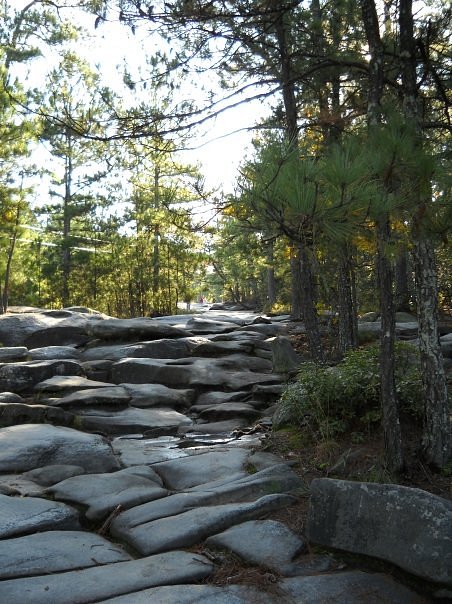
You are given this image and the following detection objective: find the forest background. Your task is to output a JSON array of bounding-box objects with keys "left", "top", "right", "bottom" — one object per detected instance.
[{"left": 0, "top": 0, "right": 451, "bottom": 470}]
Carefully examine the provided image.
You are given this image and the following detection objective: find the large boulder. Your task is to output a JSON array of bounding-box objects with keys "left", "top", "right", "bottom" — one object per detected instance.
[
  {"left": 307, "top": 478, "right": 452, "bottom": 586},
  {"left": 0, "top": 310, "right": 108, "bottom": 348}
]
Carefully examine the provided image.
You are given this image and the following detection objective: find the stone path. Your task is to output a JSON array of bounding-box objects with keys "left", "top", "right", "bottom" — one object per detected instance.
[{"left": 0, "top": 306, "right": 450, "bottom": 602}]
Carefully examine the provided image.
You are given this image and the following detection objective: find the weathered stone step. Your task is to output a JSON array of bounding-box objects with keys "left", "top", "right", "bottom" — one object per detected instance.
[{"left": 0, "top": 551, "right": 214, "bottom": 604}]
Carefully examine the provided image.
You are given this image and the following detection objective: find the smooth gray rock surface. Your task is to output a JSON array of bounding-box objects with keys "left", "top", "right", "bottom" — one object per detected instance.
[
  {"left": 198, "top": 402, "right": 260, "bottom": 421},
  {"left": 0, "top": 346, "right": 28, "bottom": 361},
  {"left": 281, "top": 571, "right": 427, "bottom": 604},
  {"left": 28, "top": 345, "right": 80, "bottom": 360},
  {"left": 0, "top": 493, "right": 80, "bottom": 538},
  {"left": 152, "top": 448, "right": 250, "bottom": 489},
  {"left": 206, "top": 520, "right": 306, "bottom": 575},
  {"left": 0, "top": 551, "right": 214, "bottom": 604},
  {"left": 99, "top": 575, "right": 413, "bottom": 604},
  {"left": 0, "top": 473, "right": 47, "bottom": 497},
  {"left": 111, "top": 436, "right": 190, "bottom": 466},
  {"left": 185, "top": 316, "right": 238, "bottom": 334},
  {"left": 121, "top": 383, "right": 195, "bottom": 409},
  {"left": 0, "top": 391, "right": 24, "bottom": 403},
  {"left": 47, "top": 466, "right": 168, "bottom": 520},
  {"left": 50, "top": 385, "right": 131, "bottom": 407},
  {"left": 195, "top": 390, "right": 248, "bottom": 405},
  {"left": 111, "top": 493, "right": 297, "bottom": 555},
  {"left": 87, "top": 317, "right": 193, "bottom": 340},
  {"left": 307, "top": 478, "right": 452, "bottom": 586},
  {"left": 97, "top": 584, "right": 284, "bottom": 604},
  {"left": 76, "top": 406, "right": 193, "bottom": 435},
  {"left": 111, "top": 464, "right": 304, "bottom": 535},
  {"left": 0, "top": 424, "right": 120, "bottom": 473},
  {"left": 111, "top": 356, "right": 281, "bottom": 390},
  {"left": 0, "top": 359, "right": 84, "bottom": 392},
  {"left": 81, "top": 338, "right": 194, "bottom": 361},
  {"left": 0, "top": 530, "right": 132, "bottom": 579},
  {"left": 0, "top": 401, "right": 75, "bottom": 428},
  {"left": 23, "top": 464, "right": 86, "bottom": 486},
  {"left": 34, "top": 374, "right": 113, "bottom": 392},
  {"left": 270, "top": 335, "right": 301, "bottom": 373},
  {"left": 0, "top": 310, "right": 96, "bottom": 347}
]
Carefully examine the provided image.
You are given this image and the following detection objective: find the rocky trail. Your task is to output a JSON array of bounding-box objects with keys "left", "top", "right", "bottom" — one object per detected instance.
[{"left": 0, "top": 305, "right": 450, "bottom": 603}]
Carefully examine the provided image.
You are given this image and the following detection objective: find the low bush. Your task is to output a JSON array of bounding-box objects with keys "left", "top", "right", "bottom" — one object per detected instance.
[{"left": 273, "top": 342, "right": 423, "bottom": 442}]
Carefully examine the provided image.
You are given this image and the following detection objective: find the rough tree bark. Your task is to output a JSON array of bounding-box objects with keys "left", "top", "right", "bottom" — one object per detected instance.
[
  {"left": 274, "top": 4, "right": 324, "bottom": 361},
  {"left": 399, "top": 0, "right": 450, "bottom": 468},
  {"left": 360, "top": 0, "right": 404, "bottom": 472}
]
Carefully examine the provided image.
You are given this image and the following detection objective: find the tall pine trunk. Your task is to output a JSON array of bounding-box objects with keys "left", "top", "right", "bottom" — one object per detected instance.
[
  {"left": 275, "top": 6, "right": 323, "bottom": 361},
  {"left": 377, "top": 216, "right": 404, "bottom": 471},
  {"left": 399, "top": 0, "right": 450, "bottom": 468},
  {"left": 361, "top": 0, "right": 404, "bottom": 471},
  {"left": 338, "top": 245, "right": 358, "bottom": 354}
]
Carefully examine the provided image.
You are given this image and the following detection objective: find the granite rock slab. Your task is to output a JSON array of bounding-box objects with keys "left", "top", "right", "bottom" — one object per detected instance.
[
  {"left": 87, "top": 317, "right": 193, "bottom": 341},
  {"left": 0, "top": 401, "right": 75, "bottom": 428},
  {"left": 49, "top": 385, "right": 131, "bottom": 407},
  {"left": 101, "top": 571, "right": 423, "bottom": 603},
  {"left": 0, "top": 310, "right": 96, "bottom": 347},
  {"left": 152, "top": 448, "right": 250, "bottom": 489},
  {"left": 111, "top": 436, "right": 190, "bottom": 466},
  {"left": 0, "top": 551, "right": 214, "bottom": 604},
  {"left": 0, "top": 530, "right": 132, "bottom": 579},
  {"left": 307, "top": 478, "right": 452, "bottom": 586},
  {"left": 76, "top": 406, "right": 193, "bottom": 435},
  {"left": 0, "top": 346, "right": 28, "bottom": 361},
  {"left": 111, "top": 356, "right": 281, "bottom": 390},
  {"left": 0, "top": 391, "right": 24, "bottom": 403},
  {"left": 121, "top": 383, "right": 196, "bottom": 409},
  {"left": 0, "top": 359, "right": 84, "bottom": 392},
  {"left": 97, "top": 584, "right": 287, "bottom": 603},
  {"left": 281, "top": 571, "right": 427, "bottom": 604},
  {"left": 47, "top": 466, "right": 168, "bottom": 521},
  {"left": 34, "top": 374, "right": 113, "bottom": 392},
  {"left": 111, "top": 493, "right": 297, "bottom": 555},
  {"left": 81, "top": 338, "right": 194, "bottom": 361},
  {"left": 0, "top": 424, "right": 120, "bottom": 473},
  {"left": 198, "top": 402, "right": 261, "bottom": 421},
  {"left": 28, "top": 345, "right": 80, "bottom": 360},
  {"left": 111, "top": 464, "right": 304, "bottom": 534},
  {"left": 23, "top": 464, "right": 86, "bottom": 486},
  {"left": 206, "top": 520, "right": 306, "bottom": 575},
  {"left": 0, "top": 493, "right": 80, "bottom": 538}
]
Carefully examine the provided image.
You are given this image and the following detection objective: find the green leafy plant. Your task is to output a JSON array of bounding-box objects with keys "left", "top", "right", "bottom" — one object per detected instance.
[{"left": 274, "top": 342, "right": 423, "bottom": 442}]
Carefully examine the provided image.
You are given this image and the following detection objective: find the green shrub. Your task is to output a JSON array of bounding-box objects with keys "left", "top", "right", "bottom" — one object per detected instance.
[{"left": 273, "top": 342, "right": 423, "bottom": 441}]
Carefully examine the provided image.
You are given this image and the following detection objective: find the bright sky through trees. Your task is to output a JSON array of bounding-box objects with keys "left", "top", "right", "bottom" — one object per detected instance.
[{"left": 10, "top": 0, "right": 269, "bottom": 193}]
